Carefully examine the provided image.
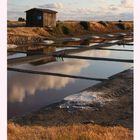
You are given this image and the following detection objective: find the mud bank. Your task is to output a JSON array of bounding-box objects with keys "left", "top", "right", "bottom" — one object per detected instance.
[{"left": 9, "top": 68, "right": 133, "bottom": 130}]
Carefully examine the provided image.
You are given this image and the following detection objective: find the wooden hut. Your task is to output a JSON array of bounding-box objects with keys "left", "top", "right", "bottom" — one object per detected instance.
[{"left": 25, "top": 8, "right": 57, "bottom": 27}]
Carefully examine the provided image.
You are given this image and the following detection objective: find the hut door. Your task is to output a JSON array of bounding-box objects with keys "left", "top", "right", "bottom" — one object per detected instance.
[
  {"left": 37, "top": 16, "right": 42, "bottom": 20},
  {"left": 36, "top": 15, "right": 42, "bottom": 26},
  {"left": 47, "top": 14, "right": 52, "bottom": 27}
]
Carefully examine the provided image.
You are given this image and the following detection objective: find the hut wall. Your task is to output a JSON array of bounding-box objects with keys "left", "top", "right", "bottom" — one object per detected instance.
[
  {"left": 43, "top": 13, "right": 56, "bottom": 27},
  {"left": 26, "top": 10, "right": 43, "bottom": 27}
]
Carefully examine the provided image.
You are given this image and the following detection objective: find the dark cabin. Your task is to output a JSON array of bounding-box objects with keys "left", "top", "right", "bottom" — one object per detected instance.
[{"left": 25, "top": 8, "right": 57, "bottom": 27}]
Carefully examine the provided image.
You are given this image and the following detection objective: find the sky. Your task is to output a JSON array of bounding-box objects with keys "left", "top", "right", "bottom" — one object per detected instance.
[{"left": 8, "top": 0, "right": 133, "bottom": 21}]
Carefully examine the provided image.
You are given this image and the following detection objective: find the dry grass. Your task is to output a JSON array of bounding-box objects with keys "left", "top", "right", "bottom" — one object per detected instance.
[
  {"left": 8, "top": 21, "right": 133, "bottom": 37},
  {"left": 7, "top": 21, "right": 133, "bottom": 44},
  {"left": 90, "top": 21, "right": 133, "bottom": 33},
  {"left": 8, "top": 27, "right": 49, "bottom": 37},
  {"left": 8, "top": 123, "right": 133, "bottom": 140},
  {"left": 8, "top": 21, "right": 26, "bottom": 27},
  {"left": 8, "top": 27, "right": 49, "bottom": 44}
]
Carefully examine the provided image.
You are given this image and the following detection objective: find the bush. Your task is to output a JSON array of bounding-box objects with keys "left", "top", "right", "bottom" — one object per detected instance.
[
  {"left": 18, "top": 17, "right": 25, "bottom": 22},
  {"left": 116, "top": 23, "right": 126, "bottom": 30},
  {"left": 62, "top": 26, "right": 70, "bottom": 35},
  {"left": 98, "top": 21, "right": 107, "bottom": 27},
  {"left": 80, "top": 21, "right": 90, "bottom": 30},
  {"left": 118, "top": 20, "right": 122, "bottom": 22}
]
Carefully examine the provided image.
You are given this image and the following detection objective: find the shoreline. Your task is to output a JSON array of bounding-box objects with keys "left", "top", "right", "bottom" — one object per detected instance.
[{"left": 9, "top": 67, "right": 133, "bottom": 130}]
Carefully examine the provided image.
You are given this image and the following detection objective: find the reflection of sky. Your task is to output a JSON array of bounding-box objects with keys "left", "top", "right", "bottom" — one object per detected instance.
[
  {"left": 103, "top": 44, "right": 133, "bottom": 50},
  {"left": 56, "top": 47, "right": 78, "bottom": 51},
  {"left": 9, "top": 49, "right": 110, "bottom": 103},
  {"left": 8, "top": 44, "right": 133, "bottom": 118},
  {"left": 8, "top": 59, "right": 89, "bottom": 103},
  {"left": 8, "top": 45, "right": 133, "bottom": 103},
  {"left": 8, "top": 53, "right": 26, "bottom": 59},
  {"left": 70, "top": 46, "right": 133, "bottom": 60}
]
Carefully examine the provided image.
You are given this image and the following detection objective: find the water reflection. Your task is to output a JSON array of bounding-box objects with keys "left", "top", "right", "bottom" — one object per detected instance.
[
  {"left": 8, "top": 45, "right": 132, "bottom": 103},
  {"left": 78, "top": 49, "right": 111, "bottom": 57},
  {"left": 8, "top": 44, "right": 133, "bottom": 118},
  {"left": 72, "top": 46, "right": 133, "bottom": 59},
  {"left": 8, "top": 59, "right": 89, "bottom": 103},
  {"left": 8, "top": 53, "right": 26, "bottom": 59}
]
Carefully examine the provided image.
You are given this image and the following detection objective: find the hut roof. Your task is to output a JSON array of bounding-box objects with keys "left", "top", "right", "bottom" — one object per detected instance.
[{"left": 25, "top": 8, "right": 57, "bottom": 14}]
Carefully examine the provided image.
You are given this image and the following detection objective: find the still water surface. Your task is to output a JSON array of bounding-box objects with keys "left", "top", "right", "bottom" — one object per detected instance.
[{"left": 8, "top": 44, "right": 133, "bottom": 118}]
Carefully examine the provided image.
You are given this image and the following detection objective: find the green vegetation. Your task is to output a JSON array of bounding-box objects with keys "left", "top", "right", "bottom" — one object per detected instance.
[
  {"left": 18, "top": 17, "right": 25, "bottom": 22},
  {"left": 116, "top": 23, "right": 126, "bottom": 30},
  {"left": 118, "top": 20, "right": 123, "bottom": 22},
  {"left": 62, "top": 26, "right": 70, "bottom": 35},
  {"left": 80, "top": 21, "right": 90, "bottom": 30}
]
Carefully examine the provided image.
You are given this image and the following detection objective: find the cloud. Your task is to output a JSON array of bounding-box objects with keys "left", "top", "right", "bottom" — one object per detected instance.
[
  {"left": 119, "top": 12, "right": 133, "bottom": 20},
  {"left": 7, "top": 3, "right": 33, "bottom": 20},
  {"left": 8, "top": 60, "right": 89, "bottom": 103},
  {"left": 39, "top": 3, "right": 64, "bottom": 9},
  {"left": 8, "top": 11, "right": 25, "bottom": 20},
  {"left": 58, "top": 5, "right": 133, "bottom": 21},
  {"left": 56, "top": 0, "right": 133, "bottom": 21},
  {"left": 121, "top": 0, "right": 133, "bottom": 8},
  {"left": 7, "top": 0, "right": 133, "bottom": 22}
]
